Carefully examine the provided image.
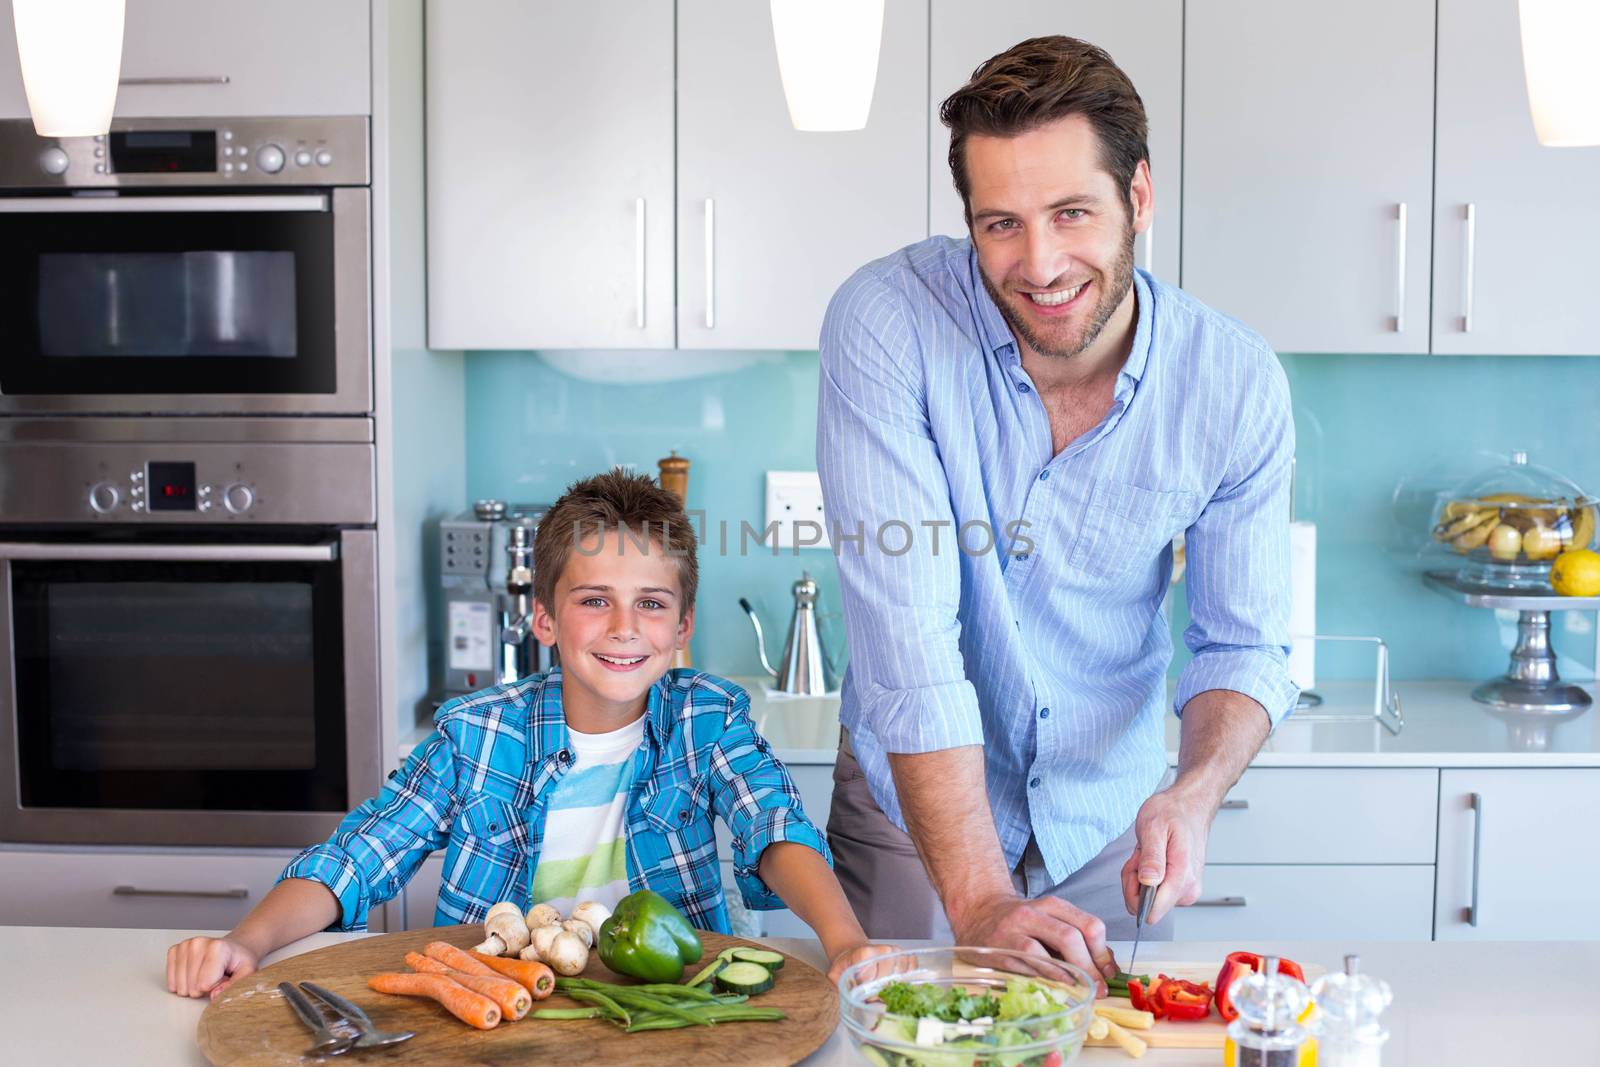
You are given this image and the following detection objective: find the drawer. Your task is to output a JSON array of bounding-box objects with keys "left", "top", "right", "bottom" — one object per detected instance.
[
  {"left": 1205, "top": 768, "right": 1437, "bottom": 864},
  {"left": 0, "top": 847, "right": 296, "bottom": 930},
  {"left": 1172, "top": 864, "right": 1435, "bottom": 941}
]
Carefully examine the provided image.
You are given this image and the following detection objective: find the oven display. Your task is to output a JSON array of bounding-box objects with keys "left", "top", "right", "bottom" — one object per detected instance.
[
  {"left": 108, "top": 130, "right": 218, "bottom": 173},
  {"left": 147, "top": 461, "right": 197, "bottom": 511}
]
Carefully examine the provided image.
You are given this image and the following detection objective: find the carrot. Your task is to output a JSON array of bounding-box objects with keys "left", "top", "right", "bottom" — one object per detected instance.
[
  {"left": 423, "top": 939, "right": 502, "bottom": 977},
  {"left": 404, "top": 951, "right": 531, "bottom": 1020},
  {"left": 367, "top": 971, "right": 500, "bottom": 1030},
  {"left": 468, "top": 950, "right": 557, "bottom": 1000}
]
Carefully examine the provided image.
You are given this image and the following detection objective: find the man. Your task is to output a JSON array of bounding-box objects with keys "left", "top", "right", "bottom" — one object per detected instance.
[{"left": 816, "top": 36, "right": 1298, "bottom": 983}]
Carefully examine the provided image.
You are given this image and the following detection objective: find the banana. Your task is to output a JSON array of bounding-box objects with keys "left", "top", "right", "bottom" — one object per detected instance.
[
  {"left": 1435, "top": 507, "right": 1498, "bottom": 542},
  {"left": 1451, "top": 516, "right": 1498, "bottom": 553},
  {"left": 1572, "top": 505, "right": 1597, "bottom": 551}
]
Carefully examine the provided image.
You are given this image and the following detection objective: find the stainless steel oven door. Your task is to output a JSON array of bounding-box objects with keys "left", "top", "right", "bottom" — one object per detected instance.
[
  {"left": 0, "top": 188, "right": 371, "bottom": 415},
  {"left": 0, "top": 529, "right": 380, "bottom": 847}
]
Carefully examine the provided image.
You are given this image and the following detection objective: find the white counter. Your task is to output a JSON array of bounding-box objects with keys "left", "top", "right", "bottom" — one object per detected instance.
[{"left": 7, "top": 925, "right": 1595, "bottom": 1066}]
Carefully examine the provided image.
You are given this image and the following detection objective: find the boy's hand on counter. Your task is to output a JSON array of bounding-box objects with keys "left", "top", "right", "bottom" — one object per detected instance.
[
  {"left": 827, "top": 941, "right": 901, "bottom": 984},
  {"left": 166, "top": 935, "right": 259, "bottom": 999}
]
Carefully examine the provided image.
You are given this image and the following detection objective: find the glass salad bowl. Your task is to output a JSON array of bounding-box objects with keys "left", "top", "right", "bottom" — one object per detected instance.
[
  {"left": 1428, "top": 451, "right": 1598, "bottom": 590},
  {"left": 838, "top": 946, "right": 1096, "bottom": 1067}
]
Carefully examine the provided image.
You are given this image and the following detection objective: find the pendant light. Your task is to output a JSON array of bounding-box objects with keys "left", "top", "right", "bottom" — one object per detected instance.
[
  {"left": 769, "top": 0, "right": 884, "bottom": 132},
  {"left": 1519, "top": 0, "right": 1600, "bottom": 147},
  {"left": 11, "top": 0, "right": 126, "bottom": 137}
]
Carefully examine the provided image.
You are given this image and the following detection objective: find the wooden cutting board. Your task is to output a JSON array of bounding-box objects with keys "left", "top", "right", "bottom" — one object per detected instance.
[
  {"left": 1084, "top": 960, "right": 1325, "bottom": 1051},
  {"left": 196, "top": 924, "right": 837, "bottom": 1067}
]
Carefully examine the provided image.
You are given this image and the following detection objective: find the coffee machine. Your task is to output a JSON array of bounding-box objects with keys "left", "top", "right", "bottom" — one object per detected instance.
[{"left": 439, "top": 500, "right": 556, "bottom": 698}]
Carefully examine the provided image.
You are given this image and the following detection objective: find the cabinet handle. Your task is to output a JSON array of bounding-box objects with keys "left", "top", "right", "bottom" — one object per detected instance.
[
  {"left": 119, "top": 75, "right": 231, "bottom": 87},
  {"left": 1218, "top": 799, "right": 1249, "bottom": 810},
  {"left": 1467, "top": 791, "right": 1483, "bottom": 927},
  {"left": 1392, "top": 202, "right": 1407, "bottom": 333},
  {"left": 704, "top": 197, "right": 716, "bottom": 330},
  {"left": 1191, "top": 896, "right": 1247, "bottom": 908},
  {"left": 1142, "top": 223, "right": 1154, "bottom": 273},
  {"left": 1461, "top": 203, "right": 1477, "bottom": 333},
  {"left": 634, "top": 197, "right": 646, "bottom": 330},
  {"left": 113, "top": 885, "right": 248, "bottom": 900}
]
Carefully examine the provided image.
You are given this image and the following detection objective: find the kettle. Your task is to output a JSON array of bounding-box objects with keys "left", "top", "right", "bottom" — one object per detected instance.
[{"left": 740, "top": 572, "right": 837, "bottom": 696}]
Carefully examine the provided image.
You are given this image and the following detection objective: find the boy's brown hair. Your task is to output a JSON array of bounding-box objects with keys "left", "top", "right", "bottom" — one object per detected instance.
[
  {"left": 940, "top": 35, "right": 1149, "bottom": 222},
  {"left": 533, "top": 468, "right": 699, "bottom": 617}
]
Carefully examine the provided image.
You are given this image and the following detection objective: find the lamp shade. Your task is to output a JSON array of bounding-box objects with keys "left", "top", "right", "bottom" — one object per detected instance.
[
  {"left": 770, "top": 0, "right": 884, "bottom": 132},
  {"left": 11, "top": 0, "right": 125, "bottom": 137},
  {"left": 1519, "top": 0, "right": 1600, "bottom": 147}
]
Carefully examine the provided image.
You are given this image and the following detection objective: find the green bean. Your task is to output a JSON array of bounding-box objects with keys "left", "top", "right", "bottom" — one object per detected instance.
[
  {"left": 531, "top": 1006, "right": 604, "bottom": 1020},
  {"left": 602, "top": 989, "right": 711, "bottom": 1026},
  {"left": 565, "top": 988, "right": 631, "bottom": 1026}
]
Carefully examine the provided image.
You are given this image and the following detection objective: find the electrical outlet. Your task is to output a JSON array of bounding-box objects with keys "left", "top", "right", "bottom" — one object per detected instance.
[{"left": 765, "top": 470, "right": 829, "bottom": 550}]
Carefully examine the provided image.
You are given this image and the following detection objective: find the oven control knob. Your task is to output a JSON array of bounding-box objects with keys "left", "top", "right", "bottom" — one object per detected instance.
[
  {"left": 88, "top": 482, "right": 120, "bottom": 513},
  {"left": 223, "top": 483, "right": 255, "bottom": 514},
  {"left": 39, "top": 147, "right": 70, "bottom": 176},
  {"left": 255, "top": 144, "right": 285, "bottom": 174}
]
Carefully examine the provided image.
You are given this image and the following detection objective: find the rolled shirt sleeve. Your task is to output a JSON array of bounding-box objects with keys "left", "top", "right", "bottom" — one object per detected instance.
[
  {"left": 1176, "top": 346, "right": 1301, "bottom": 725},
  {"left": 278, "top": 731, "right": 458, "bottom": 930},
  {"left": 707, "top": 692, "right": 832, "bottom": 911},
  {"left": 817, "top": 267, "right": 985, "bottom": 754}
]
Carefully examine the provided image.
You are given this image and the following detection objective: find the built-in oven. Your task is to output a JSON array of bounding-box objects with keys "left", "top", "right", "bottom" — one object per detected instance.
[
  {"left": 0, "top": 419, "right": 381, "bottom": 847},
  {"left": 0, "top": 116, "right": 370, "bottom": 416}
]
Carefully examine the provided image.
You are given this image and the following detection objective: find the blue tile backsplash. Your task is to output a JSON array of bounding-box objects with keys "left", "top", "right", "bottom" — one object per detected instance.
[{"left": 466, "top": 348, "right": 1599, "bottom": 684}]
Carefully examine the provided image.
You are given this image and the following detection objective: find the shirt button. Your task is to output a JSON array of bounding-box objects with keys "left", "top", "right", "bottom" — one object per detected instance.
[
  {"left": 1016, "top": 381, "right": 1031, "bottom": 394},
  {"left": 1039, "top": 707, "right": 1050, "bottom": 719},
  {"left": 1039, "top": 470, "right": 1050, "bottom": 481},
  {"left": 677, "top": 810, "right": 690, "bottom": 824},
  {"left": 1029, "top": 776, "right": 1042, "bottom": 789},
  {"left": 558, "top": 750, "right": 572, "bottom": 764},
  {"left": 1016, "top": 553, "right": 1030, "bottom": 562}
]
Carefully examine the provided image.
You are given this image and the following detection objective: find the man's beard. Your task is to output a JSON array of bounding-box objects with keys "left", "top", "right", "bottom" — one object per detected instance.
[{"left": 980, "top": 224, "right": 1136, "bottom": 361}]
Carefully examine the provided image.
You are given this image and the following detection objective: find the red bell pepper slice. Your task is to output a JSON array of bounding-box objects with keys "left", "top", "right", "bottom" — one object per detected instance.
[
  {"left": 1151, "top": 976, "right": 1213, "bottom": 1021},
  {"left": 1215, "top": 951, "right": 1306, "bottom": 1023},
  {"left": 1127, "top": 977, "right": 1157, "bottom": 1016}
]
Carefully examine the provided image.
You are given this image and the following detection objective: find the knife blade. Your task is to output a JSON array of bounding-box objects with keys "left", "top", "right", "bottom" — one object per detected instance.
[
  {"left": 1127, "top": 882, "right": 1156, "bottom": 975},
  {"left": 277, "top": 981, "right": 355, "bottom": 1056},
  {"left": 302, "top": 982, "right": 373, "bottom": 1032}
]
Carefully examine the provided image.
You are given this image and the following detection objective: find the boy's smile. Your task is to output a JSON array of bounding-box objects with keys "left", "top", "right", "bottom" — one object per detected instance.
[{"left": 531, "top": 527, "right": 694, "bottom": 732}]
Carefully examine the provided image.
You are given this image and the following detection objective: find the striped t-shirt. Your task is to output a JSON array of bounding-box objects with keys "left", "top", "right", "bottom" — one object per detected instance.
[{"left": 528, "top": 714, "right": 644, "bottom": 915}]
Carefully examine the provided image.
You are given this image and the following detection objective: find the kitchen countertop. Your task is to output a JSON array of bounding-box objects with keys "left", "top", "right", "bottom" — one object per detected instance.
[
  {"left": 6, "top": 925, "right": 1595, "bottom": 1065},
  {"left": 402, "top": 677, "right": 1600, "bottom": 768}
]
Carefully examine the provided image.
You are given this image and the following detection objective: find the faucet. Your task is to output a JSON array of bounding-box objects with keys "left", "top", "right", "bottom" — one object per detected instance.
[{"left": 498, "top": 521, "right": 537, "bottom": 683}]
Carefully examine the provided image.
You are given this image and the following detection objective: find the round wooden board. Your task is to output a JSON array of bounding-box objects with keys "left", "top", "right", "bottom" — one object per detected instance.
[{"left": 197, "top": 924, "right": 839, "bottom": 1067}]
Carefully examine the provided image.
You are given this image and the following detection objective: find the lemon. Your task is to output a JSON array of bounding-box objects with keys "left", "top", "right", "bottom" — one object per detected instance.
[{"left": 1550, "top": 549, "right": 1600, "bottom": 597}]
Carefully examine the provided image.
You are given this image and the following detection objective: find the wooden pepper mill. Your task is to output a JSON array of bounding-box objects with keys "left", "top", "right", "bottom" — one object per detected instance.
[{"left": 658, "top": 451, "right": 693, "bottom": 670}]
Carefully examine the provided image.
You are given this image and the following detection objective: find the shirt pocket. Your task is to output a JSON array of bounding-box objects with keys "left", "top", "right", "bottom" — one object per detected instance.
[
  {"left": 1068, "top": 480, "right": 1198, "bottom": 580},
  {"left": 458, "top": 794, "right": 530, "bottom": 854},
  {"left": 635, "top": 778, "right": 716, "bottom": 850}
]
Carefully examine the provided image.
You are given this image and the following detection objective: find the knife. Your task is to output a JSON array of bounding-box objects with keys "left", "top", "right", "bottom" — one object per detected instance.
[
  {"left": 1127, "top": 882, "right": 1156, "bottom": 975},
  {"left": 278, "top": 981, "right": 355, "bottom": 1057},
  {"left": 303, "top": 981, "right": 415, "bottom": 1050}
]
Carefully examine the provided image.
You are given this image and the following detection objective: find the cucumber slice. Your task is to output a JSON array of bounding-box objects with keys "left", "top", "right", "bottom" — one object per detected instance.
[
  {"left": 730, "top": 948, "right": 786, "bottom": 971},
  {"left": 713, "top": 961, "right": 775, "bottom": 996}
]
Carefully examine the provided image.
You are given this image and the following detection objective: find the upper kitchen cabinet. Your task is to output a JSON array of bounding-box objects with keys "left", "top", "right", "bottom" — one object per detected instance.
[
  {"left": 0, "top": 0, "right": 370, "bottom": 119},
  {"left": 928, "top": 0, "right": 1182, "bottom": 283},
  {"left": 1432, "top": 0, "right": 1600, "bottom": 355},
  {"left": 1182, "top": 0, "right": 1435, "bottom": 354},
  {"left": 675, "top": 0, "right": 928, "bottom": 351},
  {"left": 425, "top": 0, "right": 676, "bottom": 350}
]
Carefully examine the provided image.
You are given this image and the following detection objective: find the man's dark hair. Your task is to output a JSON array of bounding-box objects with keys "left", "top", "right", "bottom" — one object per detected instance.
[{"left": 940, "top": 35, "right": 1149, "bottom": 222}]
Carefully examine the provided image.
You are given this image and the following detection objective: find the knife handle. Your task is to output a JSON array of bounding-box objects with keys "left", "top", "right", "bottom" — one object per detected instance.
[{"left": 1135, "top": 883, "right": 1156, "bottom": 926}]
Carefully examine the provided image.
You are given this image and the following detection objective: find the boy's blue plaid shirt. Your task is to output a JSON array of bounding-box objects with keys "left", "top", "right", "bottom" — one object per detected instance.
[{"left": 281, "top": 668, "right": 831, "bottom": 931}]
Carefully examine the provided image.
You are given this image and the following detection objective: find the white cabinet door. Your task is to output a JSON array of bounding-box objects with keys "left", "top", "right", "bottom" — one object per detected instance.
[
  {"left": 1432, "top": 0, "right": 1600, "bottom": 355},
  {"left": 401, "top": 853, "right": 445, "bottom": 931},
  {"left": 1182, "top": 0, "right": 1434, "bottom": 354},
  {"left": 675, "top": 0, "right": 929, "bottom": 350},
  {"left": 425, "top": 0, "right": 675, "bottom": 349},
  {"left": 1205, "top": 768, "right": 1437, "bottom": 865},
  {"left": 1436, "top": 769, "right": 1600, "bottom": 940},
  {"left": 1174, "top": 865, "right": 1436, "bottom": 942},
  {"left": 928, "top": 0, "right": 1182, "bottom": 283},
  {"left": 0, "top": 0, "right": 371, "bottom": 120},
  {"left": 0, "top": 847, "right": 297, "bottom": 930}
]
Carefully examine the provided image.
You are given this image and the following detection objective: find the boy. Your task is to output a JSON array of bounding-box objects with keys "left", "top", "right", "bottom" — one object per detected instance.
[{"left": 167, "top": 470, "right": 890, "bottom": 998}]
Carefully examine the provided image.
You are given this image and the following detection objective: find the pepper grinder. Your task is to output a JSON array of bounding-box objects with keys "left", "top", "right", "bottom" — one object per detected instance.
[
  {"left": 1310, "top": 954, "right": 1392, "bottom": 1067},
  {"left": 658, "top": 451, "right": 693, "bottom": 670},
  {"left": 1224, "top": 955, "right": 1316, "bottom": 1067}
]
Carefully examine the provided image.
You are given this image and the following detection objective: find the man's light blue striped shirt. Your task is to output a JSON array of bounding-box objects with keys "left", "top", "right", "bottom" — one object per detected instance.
[{"left": 816, "top": 236, "right": 1298, "bottom": 887}]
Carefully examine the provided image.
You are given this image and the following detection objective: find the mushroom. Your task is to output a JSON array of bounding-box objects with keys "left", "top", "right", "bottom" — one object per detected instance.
[
  {"left": 472, "top": 901, "right": 531, "bottom": 957},
  {"left": 519, "top": 922, "right": 563, "bottom": 963},
  {"left": 525, "top": 902, "right": 562, "bottom": 930},
  {"left": 560, "top": 918, "right": 594, "bottom": 948},
  {"left": 569, "top": 901, "right": 612, "bottom": 943},
  {"left": 545, "top": 930, "right": 590, "bottom": 976}
]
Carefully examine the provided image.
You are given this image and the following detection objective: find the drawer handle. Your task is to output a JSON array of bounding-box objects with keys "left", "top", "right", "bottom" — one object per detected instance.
[
  {"left": 1191, "top": 896, "right": 1247, "bottom": 908},
  {"left": 113, "top": 885, "right": 248, "bottom": 900},
  {"left": 1467, "top": 791, "right": 1484, "bottom": 927},
  {"left": 1218, "top": 799, "right": 1249, "bottom": 811},
  {"left": 118, "top": 75, "right": 232, "bottom": 87}
]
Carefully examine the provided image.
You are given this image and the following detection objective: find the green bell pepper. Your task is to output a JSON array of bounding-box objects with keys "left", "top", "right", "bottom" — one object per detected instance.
[{"left": 596, "top": 889, "right": 704, "bottom": 983}]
